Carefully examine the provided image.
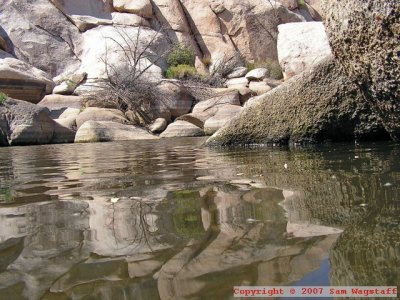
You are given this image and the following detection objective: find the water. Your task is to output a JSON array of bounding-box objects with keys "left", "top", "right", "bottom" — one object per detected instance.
[{"left": 0, "top": 138, "right": 399, "bottom": 300}]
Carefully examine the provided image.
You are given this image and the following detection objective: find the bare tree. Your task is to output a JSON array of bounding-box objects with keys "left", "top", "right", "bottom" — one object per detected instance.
[
  {"left": 106, "top": 197, "right": 161, "bottom": 252},
  {"left": 83, "top": 26, "right": 246, "bottom": 120},
  {"left": 83, "top": 26, "right": 171, "bottom": 125}
]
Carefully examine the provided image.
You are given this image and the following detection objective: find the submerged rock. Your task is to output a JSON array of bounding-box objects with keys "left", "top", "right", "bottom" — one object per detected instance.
[
  {"left": 206, "top": 58, "right": 388, "bottom": 146},
  {"left": 323, "top": 0, "right": 400, "bottom": 141}
]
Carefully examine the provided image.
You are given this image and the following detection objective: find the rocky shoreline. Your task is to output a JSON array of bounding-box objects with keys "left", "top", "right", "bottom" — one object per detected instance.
[{"left": 0, "top": 0, "right": 398, "bottom": 147}]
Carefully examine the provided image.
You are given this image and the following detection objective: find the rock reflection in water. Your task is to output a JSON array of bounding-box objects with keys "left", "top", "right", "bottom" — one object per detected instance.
[
  {"left": 330, "top": 201, "right": 400, "bottom": 289},
  {"left": 0, "top": 140, "right": 399, "bottom": 299},
  {"left": 0, "top": 183, "right": 339, "bottom": 300},
  {"left": 156, "top": 186, "right": 338, "bottom": 300}
]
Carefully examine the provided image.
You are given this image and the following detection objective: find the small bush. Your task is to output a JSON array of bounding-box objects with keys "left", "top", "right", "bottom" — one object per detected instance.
[
  {"left": 0, "top": 92, "right": 7, "bottom": 105},
  {"left": 166, "top": 64, "right": 198, "bottom": 79},
  {"left": 167, "top": 43, "right": 195, "bottom": 67},
  {"left": 298, "top": 0, "right": 306, "bottom": 7}
]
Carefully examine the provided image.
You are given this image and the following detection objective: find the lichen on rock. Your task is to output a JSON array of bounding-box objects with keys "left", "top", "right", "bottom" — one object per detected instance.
[
  {"left": 323, "top": 0, "right": 400, "bottom": 141},
  {"left": 206, "top": 58, "right": 388, "bottom": 147}
]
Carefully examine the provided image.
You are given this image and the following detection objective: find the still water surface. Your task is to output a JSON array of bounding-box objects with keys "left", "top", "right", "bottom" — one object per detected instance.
[{"left": 0, "top": 138, "right": 399, "bottom": 300}]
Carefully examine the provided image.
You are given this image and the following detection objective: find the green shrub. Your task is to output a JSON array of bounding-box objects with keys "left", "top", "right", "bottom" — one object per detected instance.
[
  {"left": 166, "top": 64, "right": 198, "bottom": 79},
  {"left": 298, "top": 0, "right": 306, "bottom": 7},
  {"left": 0, "top": 92, "right": 7, "bottom": 105},
  {"left": 167, "top": 43, "right": 195, "bottom": 67}
]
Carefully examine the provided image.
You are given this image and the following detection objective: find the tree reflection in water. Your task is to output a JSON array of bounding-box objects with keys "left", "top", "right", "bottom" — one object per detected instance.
[
  {"left": 0, "top": 183, "right": 343, "bottom": 300},
  {"left": 0, "top": 140, "right": 398, "bottom": 299}
]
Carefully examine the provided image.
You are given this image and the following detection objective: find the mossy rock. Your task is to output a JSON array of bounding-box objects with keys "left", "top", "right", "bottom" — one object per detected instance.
[
  {"left": 323, "top": 0, "right": 400, "bottom": 140},
  {"left": 207, "top": 58, "right": 389, "bottom": 147}
]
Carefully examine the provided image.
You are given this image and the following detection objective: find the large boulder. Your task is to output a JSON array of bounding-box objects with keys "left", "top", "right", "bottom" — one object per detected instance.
[
  {"left": 216, "top": 87, "right": 255, "bottom": 105},
  {"left": 193, "top": 91, "right": 240, "bottom": 114},
  {"left": 111, "top": 12, "right": 150, "bottom": 27},
  {"left": 76, "top": 107, "right": 129, "bottom": 129},
  {"left": 50, "top": 0, "right": 113, "bottom": 31},
  {"left": 180, "top": 0, "right": 237, "bottom": 68},
  {"left": 177, "top": 89, "right": 240, "bottom": 129},
  {"left": 179, "top": 0, "right": 303, "bottom": 69},
  {"left": 156, "top": 80, "right": 194, "bottom": 118},
  {"left": 151, "top": 0, "right": 205, "bottom": 71},
  {"left": 0, "top": 0, "right": 82, "bottom": 76},
  {"left": 113, "top": 0, "right": 153, "bottom": 17},
  {"left": 52, "top": 122, "right": 77, "bottom": 144},
  {"left": 0, "top": 50, "right": 55, "bottom": 102},
  {"left": 38, "top": 95, "right": 83, "bottom": 119},
  {"left": 50, "top": 1, "right": 149, "bottom": 31},
  {"left": 75, "top": 25, "right": 168, "bottom": 94},
  {"left": 204, "top": 105, "right": 243, "bottom": 135},
  {"left": 53, "top": 108, "right": 81, "bottom": 132},
  {"left": 206, "top": 58, "right": 388, "bottom": 146},
  {"left": 209, "top": 0, "right": 303, "bottom": 63},
  {"left": 323, "top": 0, "right": 400, "bottom": 141},
  {"left": 160, "top": 120, "right": 204, "bottom": 138},
  {"left": 177, "top": 91, "right": 241, "bottom": 129},
  {"left": 50, "top": 0, "right": 113, "bottom": 20},
  {"left": 0, "top": 98, "right": 74, "bottom": 146},
  {"left": 74, "top": 121, "right": 157, "bottom": 143},
  {"left": 152, "top": 0, "right": 191, "bottom": 33},
  {"left": 277, "top": 22, "right": 332, "bottom": 79}
]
